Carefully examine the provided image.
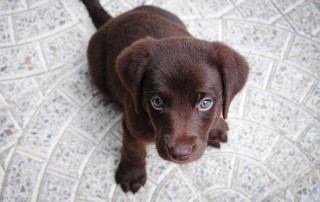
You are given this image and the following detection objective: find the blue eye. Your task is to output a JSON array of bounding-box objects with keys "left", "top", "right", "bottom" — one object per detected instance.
[
  {"left": 199, "top": 98, "right": 213, "bottom": 111},
  {"left": 150, "top": 96, "right": 164, "bottom": 110}
]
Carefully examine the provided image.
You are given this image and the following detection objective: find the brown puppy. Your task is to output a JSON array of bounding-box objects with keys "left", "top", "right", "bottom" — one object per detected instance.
[{"left": 81, "top": 0, "right": 249, "bottom": 193}]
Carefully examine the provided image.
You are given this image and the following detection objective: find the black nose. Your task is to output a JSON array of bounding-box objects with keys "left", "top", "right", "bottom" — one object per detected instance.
[{"left": 169, "top": 144, "right": 194, "bottom": 161}]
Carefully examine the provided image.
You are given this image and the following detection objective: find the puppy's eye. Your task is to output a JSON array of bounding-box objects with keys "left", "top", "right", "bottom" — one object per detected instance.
[
  {"left": 150, "top": 96, "right": 164, "bottom": 110},
  {"left": 198, "top": 98, "right": 213, "bottom": 111}
]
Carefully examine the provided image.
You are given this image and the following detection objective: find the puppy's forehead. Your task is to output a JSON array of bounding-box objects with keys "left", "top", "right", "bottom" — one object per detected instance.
[
  {"left": 148, "top": 58, "right": 221, "bottom": 96},
  {"left": 151, "top": 38, "right": 210, "bottom": 66},
  {"left": 145, "top": 38, "right": 222, "bottom": 95}
]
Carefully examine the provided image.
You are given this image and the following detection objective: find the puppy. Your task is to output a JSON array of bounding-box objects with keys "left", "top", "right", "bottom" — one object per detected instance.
[{"left": 81, "top": 0, "right": 249, "bottom": 193}]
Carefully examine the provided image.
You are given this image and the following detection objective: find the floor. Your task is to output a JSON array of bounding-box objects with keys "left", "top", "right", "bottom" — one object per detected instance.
[{"left": 0, "top": 0, "right": 319, "bottom": 201}]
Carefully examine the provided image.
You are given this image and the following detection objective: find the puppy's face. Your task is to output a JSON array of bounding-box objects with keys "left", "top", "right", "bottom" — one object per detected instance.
[
  {"left": 116, "top": 37, "right": 249, "bottom": 164},
  {"left": 142, "top": 57, "right": 223, "bottom": 163}
]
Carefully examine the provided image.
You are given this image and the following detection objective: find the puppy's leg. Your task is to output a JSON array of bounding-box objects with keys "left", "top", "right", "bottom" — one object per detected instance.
[
  {"left": 207, "top": 117, "right": 228, "bottom": 148},
  {"left": 115, "top": 122, "right": 147, "bottom": 193}
]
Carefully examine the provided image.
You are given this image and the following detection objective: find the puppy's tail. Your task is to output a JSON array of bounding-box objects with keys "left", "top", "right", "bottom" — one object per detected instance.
[{"left": 81, "top": 0, "right": 112, "bottom": 29}]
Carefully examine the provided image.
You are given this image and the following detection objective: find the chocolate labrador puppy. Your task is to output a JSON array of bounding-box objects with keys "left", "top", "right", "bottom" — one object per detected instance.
[{"left": 81, "top": 0, "right": 249, "bottom": 193}]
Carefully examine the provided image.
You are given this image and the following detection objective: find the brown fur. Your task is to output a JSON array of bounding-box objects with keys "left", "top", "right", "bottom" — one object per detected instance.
[{"left": 82, "top": 0, "right": 249, "bottom": 193}]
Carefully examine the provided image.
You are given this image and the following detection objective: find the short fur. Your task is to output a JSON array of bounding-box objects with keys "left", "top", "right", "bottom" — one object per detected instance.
[{"left": 81, "top": 0, "right": 249, "bottom": 193}]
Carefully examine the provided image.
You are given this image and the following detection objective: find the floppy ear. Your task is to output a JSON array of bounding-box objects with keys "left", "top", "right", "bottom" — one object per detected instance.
[
  {"left": 115, "top": 37, "right": 154, "bottom": 113},
  {"left": 211, "top": 42, "right": 249, "bottom": 119}
]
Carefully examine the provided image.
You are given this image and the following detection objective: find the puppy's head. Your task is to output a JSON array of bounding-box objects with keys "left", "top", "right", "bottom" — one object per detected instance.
[{"left": 116, "top": 37, "right": 248, "bottom": 163}]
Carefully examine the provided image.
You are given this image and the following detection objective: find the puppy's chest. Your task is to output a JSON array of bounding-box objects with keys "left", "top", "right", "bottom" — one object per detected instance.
[
  {"left": 140, "top": 121, "right": 155, "bottom": 142},
  {"left": 130, "top": 117, "right": 155, "bottom": 142}
]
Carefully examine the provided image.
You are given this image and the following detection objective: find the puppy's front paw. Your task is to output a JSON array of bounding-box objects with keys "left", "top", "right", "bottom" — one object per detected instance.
[
  {"left": 207, "top": 118, "right": 228, "bottom": 148},
  {"left": 115, "top": 159, "right": 147, "bottom": 193}
]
